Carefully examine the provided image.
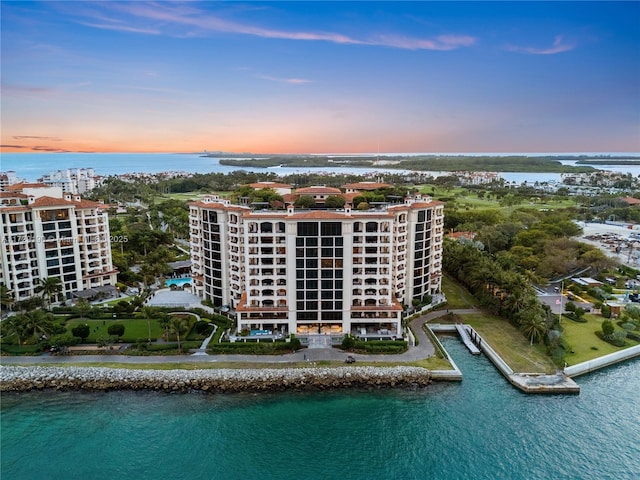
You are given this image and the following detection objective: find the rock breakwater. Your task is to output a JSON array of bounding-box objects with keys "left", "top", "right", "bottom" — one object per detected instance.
[{"left": 0, "top": 365, "right": 431, "bottom": 393}]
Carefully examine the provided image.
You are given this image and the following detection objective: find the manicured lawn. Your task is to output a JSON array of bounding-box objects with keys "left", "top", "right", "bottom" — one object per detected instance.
[
  {"left": 66, "top": 318, "right": 165, "bottom": 342},
  {"left": 561, "top": 314, "right": 640, "bottom": 366},
  {"left": 441, "top": 274, "right": 478, "bottom": 309},
  {"left": 99, "top": 296, "right": 135, "bottom": 307},
  {"left": 444, "top": 312, "right": 558, "bottom": 373},
  {"left": 415, "top": 185, "right": 577, "bottom": 212}
]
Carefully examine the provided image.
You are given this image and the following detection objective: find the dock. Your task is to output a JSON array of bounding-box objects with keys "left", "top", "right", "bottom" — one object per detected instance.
[{"left": 455, "top": 324, "right": 481, "bottom": 355}]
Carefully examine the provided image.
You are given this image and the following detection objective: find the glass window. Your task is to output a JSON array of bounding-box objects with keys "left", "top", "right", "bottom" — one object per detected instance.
[{"left": 297, "top": 222, "right": 318, "bottom": 237}]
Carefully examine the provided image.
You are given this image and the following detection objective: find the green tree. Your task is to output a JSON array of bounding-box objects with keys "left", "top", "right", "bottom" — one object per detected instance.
[
  {"left": 141, "top": 306, "right": 159, "bottom": 343},
  {"left": 1, "top": 314, "right": 29, "bottom": 346},
  {"left": 602, "top": 320, "right": 615, "bottom": 336},
  {"left": 325, "top": 195, "right": 346, "bottom": 208},
  {"left": 171, "top": 317, "right": 189, "bottom": 353},
  {"left": 0, "top": 284, "right": 14, "bottom": 312},
  {"left": 159, "top": 312, "right": 172, "bottom": 341},
  {"left": 74, "top": 298, "right": 92, "bottom": 320},
  {"left": 71, "top": 324, "right": 91, "bottom": 342},
  {"left": 35, "top": 277, "right": 62, "bottom": 309},
  {"left": 107, "top": 324, "right": 125, "bottom": 338},
  {"left": 518, "top": 312, "right": 547, "bottom": 345},
  {"left": 294, "top": 195, "right": 315, "bottom": 208},
  {"left": 2, "top": 309, "right": 56, "bottom": 345}
]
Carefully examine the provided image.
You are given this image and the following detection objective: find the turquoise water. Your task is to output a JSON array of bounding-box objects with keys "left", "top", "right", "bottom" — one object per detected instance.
[
  {"left": 165, "top": 277, "right": 192, "bottom": 287},
  {"left": 2, "top": 339, "right": 639, "bottom": 480}
]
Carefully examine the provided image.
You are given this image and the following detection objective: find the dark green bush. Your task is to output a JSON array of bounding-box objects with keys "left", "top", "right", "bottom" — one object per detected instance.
[
  {"left": 107, "top": 324, "right": 125, "bottom": 337},
  {"left": 602, "top": 320, "right": 615, "bottom": 336},
  {"left": 341, "top": 339, "right": 408, "bottom": 354},
  {"left": 595, "top": 331, "right": 626, "bottom": 347},
  {"left": 562, "top": 314, "right": 588, "bottom": 323},
  {"left": 208, "top": 341, "right": 299, "bottom": 355},
  {"left": 193, "top": 321, "right": 214, "bottom": 336}
]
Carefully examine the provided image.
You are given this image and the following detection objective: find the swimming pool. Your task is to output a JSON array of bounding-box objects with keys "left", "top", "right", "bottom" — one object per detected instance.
[{"left": 165, "top": 277, "right": 192, "bottom": 287}]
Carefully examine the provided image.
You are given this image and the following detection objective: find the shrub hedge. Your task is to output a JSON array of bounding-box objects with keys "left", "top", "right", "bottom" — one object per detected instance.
[
  {"left": 208, "top": 339, "right": 300, "bottom": 354},
  {"left": 342, "top": 339, "right": 408, "bottom": 354}
]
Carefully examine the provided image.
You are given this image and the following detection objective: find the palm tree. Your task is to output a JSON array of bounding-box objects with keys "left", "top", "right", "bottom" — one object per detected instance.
[
  {"left": 1, "top": 284, "right": 14, "bottom": 313},
  {"left": 140, "top": 306, "right": 158, "bottom": 343},
  {"left": 1, "top": 309, "right": 55, "bottom": 345},
  {"left": 22, "top": 309, "right": 56, "bottom": 343},
  {"left": 158, "top": 313, "right": 171, "bottom": 341},
  {"left": 170, "top": 317, "right": 188, "bottom": 353},
  {"left": 35, "top": 277, "right": 62, "bottom": 309},
  {"left": 1, "top": 314, "right": 29, "bottom": 345},
  {"left": 517, "top": 306, "right": 547, "bottom": 345}
]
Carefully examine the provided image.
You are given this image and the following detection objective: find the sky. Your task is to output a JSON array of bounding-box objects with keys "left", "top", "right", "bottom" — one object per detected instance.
[{"left": 1, "top": 1, "right": 639, "bottom": 154}]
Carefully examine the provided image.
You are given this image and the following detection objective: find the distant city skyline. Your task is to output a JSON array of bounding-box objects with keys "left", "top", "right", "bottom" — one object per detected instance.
[{"left": 1, "top": 1, "right": 639, "bottom": 154}]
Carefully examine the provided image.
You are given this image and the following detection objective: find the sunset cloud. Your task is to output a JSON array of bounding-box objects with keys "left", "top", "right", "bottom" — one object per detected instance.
[
  {"left": 257, "top": 75, "right": 312, "bottom": 85},
  {"left": 505, "top": 35, "right": 575, "bottom": 55},
  {"left": 64, "top": 1, "right": 476, "bottom": 51}
]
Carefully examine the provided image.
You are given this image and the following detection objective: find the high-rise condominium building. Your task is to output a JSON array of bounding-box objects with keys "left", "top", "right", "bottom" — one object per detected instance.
[
  {"left": 189, "top": 185, "right": 444, "bottom": 341},
  {"left": 0, "top": 185, "right": 118, "bottom": 303}
]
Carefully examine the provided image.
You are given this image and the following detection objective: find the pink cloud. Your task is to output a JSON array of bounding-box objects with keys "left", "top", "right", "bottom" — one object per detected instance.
[
  {"left": 505, "top": 35, "right": 575, "bottom": 55},
  {"left": 257, "top": 75, "right": 312, "bottom": 85}
]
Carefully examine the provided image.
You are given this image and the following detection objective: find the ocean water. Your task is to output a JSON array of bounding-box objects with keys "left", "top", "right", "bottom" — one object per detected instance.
[
  {"left": 3, "top": 152, "right": 639, "bottom": 185},
  {"left": 2, "top": 339, "right": 639, "bottom": 480},
  {"left": 0, "top": 153, "right": 412, "bottom": 182}
]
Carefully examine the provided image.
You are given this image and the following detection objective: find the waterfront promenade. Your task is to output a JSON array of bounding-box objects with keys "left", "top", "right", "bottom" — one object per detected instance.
[{"left": 2, "top": 308, "right": 638, "bottom": 395}]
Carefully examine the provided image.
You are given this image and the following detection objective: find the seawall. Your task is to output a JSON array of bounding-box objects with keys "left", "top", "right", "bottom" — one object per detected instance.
[
  {"left": 0, "top": 365, "right": 432, "bottom": 393},
  {"left": 564, "top": 344, "right": 640, "bottom": 377}
]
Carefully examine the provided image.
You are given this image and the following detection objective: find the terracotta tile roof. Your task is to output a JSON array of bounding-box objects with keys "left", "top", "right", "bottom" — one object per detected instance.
[
  {"left": 411, "top": 201, "right": 445, "bottom": 208},
  {"left": 73, "top": 199, "right": 106, "bottom": 209},
  {"left": 447, "top": 231, "right": 476, "bottom": 240},
  {"left": 0, "top": 205, "right": 28, "bottom": 212},
  {"left": 291, "top": 210, "right": 349, "bottom": 219},
  {"left": 343, "top": 181, "right": 392, "bottom": 190},
  {"left": 295, "top": 186, "right": 342, "bottom": 195},
  {"left": 30, "top": 196, "right": 74, "bottom": 208},
  {"left": 0, "top": 192, "right": 27, "bottom": 199},
  {"left": 622, "top": 196, "right": 640, "bottom": 206},
  {"left": 248, "top": 182, "right": 292, "bottom": 189},
  {"left": 5, "top": 182, "right": 48, "bottom": 192},
  {"left": 341, "top": 192, "right": 359, "bottom": 202}
]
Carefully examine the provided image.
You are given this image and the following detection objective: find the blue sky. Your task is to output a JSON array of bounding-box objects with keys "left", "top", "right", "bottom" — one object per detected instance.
[{"left": 1, "top": 1, "right": 639, "bottom": 153}]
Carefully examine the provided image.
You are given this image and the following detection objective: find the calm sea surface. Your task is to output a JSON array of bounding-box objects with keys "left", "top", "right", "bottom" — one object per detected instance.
[
  {"left": 2, "top": 153, "right": 639, "bottom": 185},
  {"left": 2, "top": 339, "right": 639, "bottom": 480}
]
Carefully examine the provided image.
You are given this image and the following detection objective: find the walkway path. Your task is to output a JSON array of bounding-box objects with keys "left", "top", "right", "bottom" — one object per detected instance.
[{"left": 3, "top": 310, "right": 484, "bottom": 366}]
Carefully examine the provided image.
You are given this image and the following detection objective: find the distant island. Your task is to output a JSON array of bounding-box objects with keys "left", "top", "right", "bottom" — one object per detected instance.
[
  {"left": 204, "top": 154, "right": 639, "bottom": 172},
  {"left": 575, "top": 159, "right": 640, "bottom": 165}
]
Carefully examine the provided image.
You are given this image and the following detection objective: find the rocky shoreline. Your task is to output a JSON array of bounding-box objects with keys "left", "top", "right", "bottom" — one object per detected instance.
[{"left": 0, "top": 365, "right": 432, "bottom": 393}]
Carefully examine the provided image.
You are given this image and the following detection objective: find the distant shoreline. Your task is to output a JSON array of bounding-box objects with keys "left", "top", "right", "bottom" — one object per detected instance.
[{"left": 214, "top": 154, "right": 621, "bottom": 172}]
